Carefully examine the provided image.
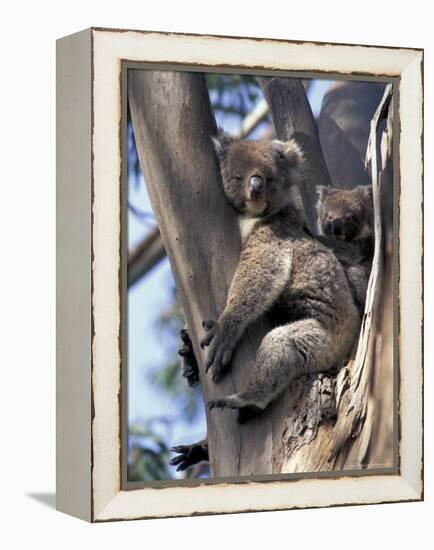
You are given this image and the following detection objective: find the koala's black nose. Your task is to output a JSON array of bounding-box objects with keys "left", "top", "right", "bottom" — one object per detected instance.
[
  {"left": 325, "top": 218, "right": 343, "bottom": 238},
  {"left": 331, "top": 219, "right": 343, "bottom": 237},
  {"left": 248, "top": 176, "right": 264, "bottom": 200}
]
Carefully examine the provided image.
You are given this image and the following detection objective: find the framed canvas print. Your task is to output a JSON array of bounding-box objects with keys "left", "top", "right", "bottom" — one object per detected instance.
[{"left": 56, "top": 28, "right": 423, "bottom": 522}]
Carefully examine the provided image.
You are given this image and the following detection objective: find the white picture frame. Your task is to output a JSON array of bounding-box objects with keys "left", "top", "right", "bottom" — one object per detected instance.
[{"left": 56, "top": 27, "right": 423, "bottom": 522}]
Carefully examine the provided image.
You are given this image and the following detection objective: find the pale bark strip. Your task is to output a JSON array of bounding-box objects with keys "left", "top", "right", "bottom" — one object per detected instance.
[
  {"left": 362, "top": 109, "right": 395, "bottom": 468},
  {"left": 330, "top": 85, "right": 394, "bottom": 468}
]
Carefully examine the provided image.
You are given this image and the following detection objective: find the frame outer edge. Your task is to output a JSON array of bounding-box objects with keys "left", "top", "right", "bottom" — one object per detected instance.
[
  {"left": 398, "top": 51, "right": 424, "bottom": 499},
  {"left": 56, "top": 28, "right": 93, "bottom": 522},
  {"left": 87, "top": 28, "right": 423, "bottom": 521}
]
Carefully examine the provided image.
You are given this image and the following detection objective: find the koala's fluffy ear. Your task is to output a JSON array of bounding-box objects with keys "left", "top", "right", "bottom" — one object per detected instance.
[
  {"left": 211, "top": 129, "right": 235, "bottom": 160},
  {"left": 357, "top": 184, "right": 373, "bottom": 205},
  {"left": 272, "top": 139, "right": 304, "bottom": 170},
  {"left": 272, "top": 139, "right": 305, "bottom": 185}
]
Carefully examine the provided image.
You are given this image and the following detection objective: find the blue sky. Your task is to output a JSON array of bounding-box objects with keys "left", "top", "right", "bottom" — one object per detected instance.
[{"left": 127, "top": 77, "right": 332, "bottom": 476}]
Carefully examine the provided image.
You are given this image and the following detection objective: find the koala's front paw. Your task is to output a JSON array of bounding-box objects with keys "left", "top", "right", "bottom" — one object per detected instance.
[
  {"left": 170, "top": 440, "right": 209, "bottom": 471},
  {"left": 178, "top": 328, "right": 199, "bottom": 387},
  {"left": 200, "top": 319, "right": 236, "bottom": 382}
]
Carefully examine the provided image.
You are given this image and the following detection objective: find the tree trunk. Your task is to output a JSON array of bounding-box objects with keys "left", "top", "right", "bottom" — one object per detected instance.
[
  {"left": 129, "top": 70, "right": 394, "bottom": 477},
  {"left": 317, "top": 81, "right": 386, "bottom": 189},
  {"left": 128, "top": 70, "right": 274, "bottom": 476},
  {"left": 258, "top": 76, "right": 332, "bottom": 233}
]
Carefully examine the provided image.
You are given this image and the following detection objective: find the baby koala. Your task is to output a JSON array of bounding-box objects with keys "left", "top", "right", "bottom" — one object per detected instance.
[{"left": 316, "top": 185, "right": 374, "bottom": 313}]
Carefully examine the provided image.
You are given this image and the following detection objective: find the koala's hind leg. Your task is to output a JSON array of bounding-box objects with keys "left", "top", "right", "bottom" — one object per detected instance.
[{"left": 208, "top": 319, "right": 338, "bottom": 423}]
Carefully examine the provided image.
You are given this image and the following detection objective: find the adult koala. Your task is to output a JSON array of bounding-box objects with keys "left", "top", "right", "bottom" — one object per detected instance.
[{"left": 199, "top": 132, "right": 360, "bottom": 423}]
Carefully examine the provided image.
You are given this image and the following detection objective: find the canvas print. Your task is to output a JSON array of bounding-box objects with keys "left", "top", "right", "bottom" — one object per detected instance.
[{"left": 124, "top": 69, "right": 395, "bottom": 483}]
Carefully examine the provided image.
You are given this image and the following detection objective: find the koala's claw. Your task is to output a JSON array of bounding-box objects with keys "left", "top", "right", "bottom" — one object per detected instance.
[
  {"left": 200, "top": 320, "right": 217, "bottom": 349},
  {"left": 205, "top": 339, "right": 234, "bottom": 377},
  {"left": 202, "top": 319, "right": 216, "bottom": 331},
  {"left": 178, "top": 328, "right": 200, "bottom": 387},
  {"left": 201, "top": 318, "right": 236, "bottom": 380},
  {"left": 169, "top": 452, "right": 189, "bottom": 471},
  {"left": 201, "top": 332, "right": 215, "bottom": 350},
  {"left": 208, "top": 398, "right": 228, "bottom": 410},
  {"left": 170, "top": 441, "right": 209, "bottom": 471}
]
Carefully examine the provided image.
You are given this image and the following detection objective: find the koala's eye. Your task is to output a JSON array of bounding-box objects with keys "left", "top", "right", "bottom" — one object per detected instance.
[
  {"left": 232, "top": 176, "right": 243, "bottom": 182},
  {"left": 266, "top": 176, "right": 274, "bottom": 183}
]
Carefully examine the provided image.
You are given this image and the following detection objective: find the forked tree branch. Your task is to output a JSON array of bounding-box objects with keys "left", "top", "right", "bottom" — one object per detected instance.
[{"left": 127, "top": 97, "right": 270, "bottom": 288}]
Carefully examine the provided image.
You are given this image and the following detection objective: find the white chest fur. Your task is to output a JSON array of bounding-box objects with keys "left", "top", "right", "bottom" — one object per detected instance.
[{"left": 238, "top": 216, "right": 260, "bottom": 242}]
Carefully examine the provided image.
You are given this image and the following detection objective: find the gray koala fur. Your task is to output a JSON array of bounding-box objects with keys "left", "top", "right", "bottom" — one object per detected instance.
[
  {"left": 316, "top": 185, "right": 374, "bottom": 314},
  {"left": 201, "top": 131, "right": 361, "bottom": 422}
]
